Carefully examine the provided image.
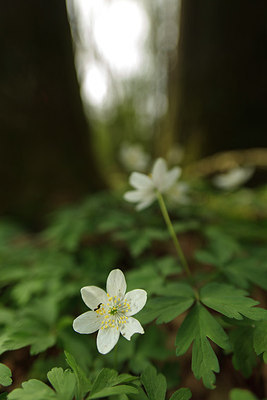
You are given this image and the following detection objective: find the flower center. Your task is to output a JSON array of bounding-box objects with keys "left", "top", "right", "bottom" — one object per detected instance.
[
  {"left": 109, "top": 306, "right": 118, "bottom": 315},
  {"left": 95, "top": 294, "right": 132, "bottom": 330}
]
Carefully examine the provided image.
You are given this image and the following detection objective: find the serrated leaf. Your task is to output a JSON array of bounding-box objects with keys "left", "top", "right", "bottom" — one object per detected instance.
[
  {"left": 88, "top": 369, "right": 138, "bottom": 399},
  {"left": 196, "top": 228, "right": 240, "bottom": 266},
  {"left": 47, "top": 367, "right": 76, "bottom": 400},
  {"left": 8, "top": 379, "right": 56, "bottom": 400},
  {"left": 200, "top": 283, "right": 267, "bottom": 320},
  {"left": 169, "top": 388, "right": 192, "bottom": 400},
  {"left": 154, "top": 283, "right": 195, "bottom": 298},
  {"left": 229, "top": 326, "right": 257, "bottom": 377},
  {"left": 225, "top": 256, "right": 267, "bottom": 291},
  {"left": 0, "top": 320, "right": 56, "bottom": 356},
  {"left": 230, "top": 388, "right": 259, "bottom": 400},
  {"left": 88, "top": 385, "right": 138, "bottom": 399},
  {"left": 141, "top": 365, "right": 166, "bottom": 400},
  {"left": 0, "top": 364, "right": 12, "bottom": 387},
  {"left": 138, "top": 286, "right": 195, "bottom": 325},
  {"left": 127, "top": 386, "right": 148, "bottom": 400},
  {"left": 253, "top": 321, "right": 267, "bottom": 363},
  {"left": 0, "top": 297, "right": 58, "bottom": 356},
  {"left": 194, "top": 250, "right": 219, "bottom": 266},
  {"left": 65, "top": 351, "right": 91, "bottom": 400},
  {"left": 175, "top": 303, "right": 229, "bottom": 389},
  {"left": 111, "top": 374, "right": 137, "bottom": 385},
  {"left": 89, "top": 369, "right": 117, "bottom": 398}
]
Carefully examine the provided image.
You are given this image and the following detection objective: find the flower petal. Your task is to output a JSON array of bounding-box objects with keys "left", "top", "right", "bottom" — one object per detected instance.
[
  {"left": 81, "top": 286, "right": 108, "bottom": 310},
  {"left": 124, "top": 289, "right": 147, "bottom": 316},
  {"left": 96, "top": 327, "right": 120, "bottom": 354},
  {"left": 106, "top": 269, "right": 126, "bottom": 298},
  {"left": 120, "top": 317, "right": 144, "bottom": 341},
  {"left": 73, "top": 311, "right": 103, "bottom": 334},
  {"left": 151, "top": 158, "right": 167, "bottom": 188},
  {"left": 129, "top": 172, "right": 153, "bottom": 189},
  {"left": 136, "top": 194, "right": 156, "bottom": 211},
  {"left": 124, "top": 190, "right": 143, "bottom": 203},
  {"left": 160, "top": 167, "right": 181, "bottom": 192}
]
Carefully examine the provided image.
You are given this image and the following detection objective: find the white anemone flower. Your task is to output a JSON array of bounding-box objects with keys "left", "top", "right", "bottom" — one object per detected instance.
[
  {"left": 124, "top": 157, "right": 181, "bottom": 210},
  {"left": 166, "top": 182, "right": 190, "bottom": 205},
  {"left": 119, "top": 142, "right": 150, "bottom": 172},
  {"left": 213, "top": 166, "right": 254, "bottom": 190},
  {"left": 73, "top": 269, "right": 147, "bottom": 354}
]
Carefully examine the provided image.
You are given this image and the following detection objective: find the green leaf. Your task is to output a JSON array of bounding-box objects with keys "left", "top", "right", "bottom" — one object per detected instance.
[
  {"left": 65, "top": 351, "right": 91, "bottom": 400},
  {"left": 253, "top": 321, "right": 267, "bottom": 363},
  {"left": 195, "top": 227, "right": 240, "bottom": 266},
  {"left": 47, "top": 368, "right": 76, "bottom": 400},
  {"left": 89, "top": 369, "right": 117, "bottom": 398},
  {"left": 127, "top": 386, "right": 148, "bottom": 400},
  {"left": 141, "top": 365, "right": 166, "bottom": 400},
  {"left": 154, "top": 283, "right": 195, "bottom": 298},
  {"left": 0, "top": 297, "right": 58, "bottom": 356},
  {"left": 225, "top": 255, "right": 267, "bottom": 291},
  {"left": 88, "top": 369, "right": 138, "bottom": 399},
  {"left": 115, "top": 227, "right": 168, "bottom": 257},
  {"left": 129, "top": 326, "right": 171, "bottom": 373},
  {"left": 175, "top": 303, "right": 230, "bottom": 389},
  {"left": 0, "top": 364, "right": 12, "bottom": 387},
  {"left": 200, "top": 283, "right": 267, "bottom": 320},
  {"left": 139, "top": 285, "right": 195, "bottom": 325},
  {"left": 230, "top": 388, "right": 259, "bottom": 400},
  {"left": 169, "top": 388, "right": 192, "bottom": 400},
  {"left": 141, "top": 296, "right": 194, "bottom": 325},
  {"left": 8, "top": 379, "right": 56, "bottom": 400},
  {"left": 111, "top": 374, "right": 137, "bottom": 385},
  {"left": 229, "top": 326, "right": 257, "bottom": 377},
  {"left": 88, "top": 385, "right": 138, "bottom": 399}
]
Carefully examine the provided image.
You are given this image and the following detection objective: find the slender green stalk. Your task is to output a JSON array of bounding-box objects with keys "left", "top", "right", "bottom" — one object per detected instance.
[{"left": 156, "top": 191, "right": 192, "bottom": 278}]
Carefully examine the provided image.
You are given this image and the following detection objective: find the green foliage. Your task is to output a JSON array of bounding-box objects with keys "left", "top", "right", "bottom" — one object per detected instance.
[
  {"left": 139, "top": 283, "right": 195, "bottom": 324},
  {"left": 169, "top": 388, "right": 192, "bottom": 400},
  {"left": 0, "top": 363, "right": 12, "bottom": 387},
  {"left": 65, "top": 351, "right": 92, "bottom": 400},
  {"left": 7, "top": 362, "right": 138, "bottom": 400},
  {"left": 8, "top": 379, "right": 56, "bottom": 400},
  {"left": 176, "top": 303, "right": 230, "bottom": 389},
  {"left": 87, "top": 368, "right": 138, "bottom": 399},
  {"left": 195, "top": 227, "right": 240, "bottom": 266},
  {"left": 0, "top": 297, "right": 58, "bottom": 356},
  {"left": 0, "top": 187, "right": 266, "bottom": 398},
  {"left": 229, "top": 389, "right": 259, "bottom": 400},
  {"left": 140, "top": 366, "right": 191, "bottom": 400},
  {"left": 200, "top": 283, "right": 267, "bottom": 320},
  {"left": 141, "top": 365, "right": 167, "bottom": 400},
  {"left": 253, "top": 321, "right": 267, "bottom": 363},
  {"left": 7, "top": 367, "right": 76, "bottom": 400},
  {"left": 47, "top": 368, "right": 76, "bottom": 400},
  {"left": 229, "top": 326, "right": 257, "bottom": 377},
  {"left": 7, "top": 368, "right": 75, "bottom": 400}
]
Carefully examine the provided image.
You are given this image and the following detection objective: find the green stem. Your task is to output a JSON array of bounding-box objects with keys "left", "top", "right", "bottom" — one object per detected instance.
[{"left": 156, "top": 191, "right": 192, "bottom": 278}]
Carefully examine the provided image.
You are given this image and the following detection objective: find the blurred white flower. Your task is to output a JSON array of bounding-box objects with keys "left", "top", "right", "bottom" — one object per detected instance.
[
  {"left": 124, "top": 157, "right": 181, "bottom": 210},
  {"left": 213, "top": 166, "right": 254, "bottom": 190},
  {"left": 166, "top": 182, "right": 190, "bottom": 205},
  {"left": 119, "top": 142, "right": 150, "bottom": 172},
  {"left": 73, "top": 269, "right": 147, "bottom": 354}
]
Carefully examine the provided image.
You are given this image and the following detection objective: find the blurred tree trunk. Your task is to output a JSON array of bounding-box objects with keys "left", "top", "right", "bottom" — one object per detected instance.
[
  {"left": 167, "top": 0, "right": 267, "bottom": 163},
  {"left": 0, "top": 0, "right": 105, "bottom": 224}
]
